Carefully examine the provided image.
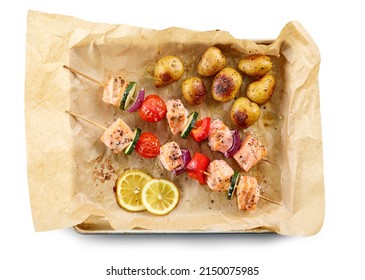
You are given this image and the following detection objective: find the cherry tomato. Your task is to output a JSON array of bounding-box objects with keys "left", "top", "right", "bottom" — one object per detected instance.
[
  {"left": 135, "top": 132, "right": 161, "bottom": 158},
  {"left": 186, "top": 152, "right": 210, "bottom": 184},
  {"left": 190, "top": 117, "right": 211, "bottom": 142},
  {"left": 138, "top": 94, "right": 167, "bottom": 122}
]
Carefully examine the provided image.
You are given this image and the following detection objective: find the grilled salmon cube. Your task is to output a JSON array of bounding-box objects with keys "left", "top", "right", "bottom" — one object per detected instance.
[
  {"left": 206, "top": 160, "right": 234, "bottom": 192},
  {"left": 158, "top": 141, "right": 184, "bottom": 171},
  {"left": 233, "top": 133, "right": 267, "bottom": 172},
  {"left": 166, "top": 99, "right": 189, "bottom": 135},
  {"left": 100, "top": 118, "right": 133, "bottom": 154},
  {"left": 208, "top": 119, "right": 233, "bottom": 153},
  {"left": 236, "top": 176, "right": 260, "bottom": 210},
  {"left": 102, "top": 76, "right": 128, "bottom": 107}
]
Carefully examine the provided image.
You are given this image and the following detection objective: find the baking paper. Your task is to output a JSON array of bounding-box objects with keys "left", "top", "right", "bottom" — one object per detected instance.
[{"left": 25, "top": 11, "right": 324, "bottom": 235}]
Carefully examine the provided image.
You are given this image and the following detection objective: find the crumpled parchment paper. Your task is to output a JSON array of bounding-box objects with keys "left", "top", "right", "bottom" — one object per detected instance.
[{"left": 25, "top": 10, "right": 324, "bottom": 236}]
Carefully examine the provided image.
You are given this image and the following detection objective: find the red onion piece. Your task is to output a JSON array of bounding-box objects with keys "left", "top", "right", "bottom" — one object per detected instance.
[
  {"left": 172, "top": 148, "right": 191, "bottom": 176},
  {"left": 127, "top": 88, "right": 145, "bottom": 112},
  {"left": 223, "top": 130, "right": 242, "bottom": 158}
]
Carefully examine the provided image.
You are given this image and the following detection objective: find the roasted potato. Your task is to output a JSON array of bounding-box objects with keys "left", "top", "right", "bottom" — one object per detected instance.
[
  {"left": 246, "top": 74, "right": 275, "bottom": 105},
  {"left": 181, "top": 77, "right": 207, "bottom": 105},
  {"left": 211, "top": 67, "right": 242, "bottom": 102},
  {"left": 154, "top": 55, "right": 184, "bottom": 87},
  {"left": 230, "top": 97, "right": 260, "bottom": 128},
  {"left": 237, "top": 54, "right": 273, "bottom": 76},
  {"left": 197, "top": 46, "right": 226, "bottom": 76}
]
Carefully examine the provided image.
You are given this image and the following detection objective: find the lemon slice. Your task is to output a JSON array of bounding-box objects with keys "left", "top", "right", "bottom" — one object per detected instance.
[
  {"left": 141, "top": 179, "right": 179, "bottom": 215},
  {"left": 115, "top": 170, "right": 152, "bottom": 212}
]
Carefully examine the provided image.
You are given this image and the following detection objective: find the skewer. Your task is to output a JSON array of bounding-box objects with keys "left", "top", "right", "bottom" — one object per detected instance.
[
  {"left": 66, "top": 110, "right": 136, "bottom": 155},
  {"left": 258, "top": 195, "right": 282, "bottom": 206},
  {"left": 66, "top": 110, "right": 281, "bottom": 208},
  {"left": 64, "top": 66, "right": 273, "bottom": 169},
  {"left": 63, "top": 65, "right": 105, "bottom": 87},
  {"left": 262, "top": 158, "right": 276, "bottom": 165},
  {"left": 66, "top": 110, "right": 107, "bottom": 130}
]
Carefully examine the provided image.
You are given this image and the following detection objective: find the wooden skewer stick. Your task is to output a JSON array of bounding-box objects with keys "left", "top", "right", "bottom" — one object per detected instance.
[
  {"left": 66, "top": 110, "right": 107, "bottom": 130},
  {"left": 262, "top": 158, "right": 276, "bottom": 165},
  {"left": 63, "top": 65, "right": 105, "bottom": 87},
  {"left": 258, "top": 195, "right": 282, "bottom": 206}
]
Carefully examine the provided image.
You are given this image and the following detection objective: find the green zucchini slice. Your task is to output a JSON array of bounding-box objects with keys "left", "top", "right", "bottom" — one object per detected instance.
[
  {"left": 120, "top": 81, "right": 137, "bottom": 110},
  {"left": 180, "top": 111, "right": 198, "bottom": 139},
  {"left": 124, "top": 127, "right": 141, "bottom": 155},
  {"left": 227, "top": 171, "right": 240, "bottom": 200}
]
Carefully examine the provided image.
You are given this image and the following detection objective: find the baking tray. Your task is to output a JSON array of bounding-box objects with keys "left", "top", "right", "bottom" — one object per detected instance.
[{"left": 74, "top": 215, "right": 273, "bottom": 234}]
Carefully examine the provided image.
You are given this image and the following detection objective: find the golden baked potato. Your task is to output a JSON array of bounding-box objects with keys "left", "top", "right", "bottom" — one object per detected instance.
[
  {"left": 211, "top": 67, "right": 242, "bottom": 102},
  {"left": 246, "top": 74, "right": 275, "bottom": 105},
  {"left": 181, "top": 77, "right": 207, "bottom": 105},
  {"left": 154, "top": 55, "right": 184, "bottom": 87},
  {"left": 237, "top": 54, "right": 272, "bottom": 77},
  {"left": 197, "top": 46, "right": 226, "bottom": 77},
  {"left": 230, "top": 97, "right": 260, "bottom": 128}
]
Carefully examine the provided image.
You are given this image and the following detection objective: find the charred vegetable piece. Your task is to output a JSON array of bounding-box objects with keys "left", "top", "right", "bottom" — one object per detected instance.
[
  {"left": 124, "top": 127, "right": 141, "bottom": 155},
  {"left": 223, "top": 130, "right": 242, "bottom": 158},
  {"left": 186, "top": 152, "right": 210, "bottom": 185},
  {"left": 190, "top": 117, "right": 211, "bottom": 143},
  {"left": 237, "top": 54, "right": 273, "bottom": 77},
  {"left": 181, "top": 77, "right": 207, "bottom": 105},
  {"left": 211, "top": 67, "right": 242, "bottom": 102},
  {"left": 172, "top": 148, "right": 191, "bottom": 176},
  {"left": 227, "top": 171, "right": 240, "bottom": 200},
  {"left": 126, "top": 88, "right": 145, "bottom": 112},
  {"left": 138, "top": 95, "right": 167, "bottom": 122},
  {"left": 197, "top": 46, "right": 226, "bottom": 77},
  {"left": 230, "top": 97, "right": 260, "bottom": 129},
  {"left": 135, "top": 132, "right": 161, "bottom": 158},
  {"left": 120, "top": 82, "right": 137, "bottom": 110},
  {"left": 154, "top": 55, "right": 184, "bottom": 87},
  {"left": 246, "top": 74, "right": 276, "bottom": 105},
  {"left": 180, "top": 112, "right": 198, "bottom": 139}
]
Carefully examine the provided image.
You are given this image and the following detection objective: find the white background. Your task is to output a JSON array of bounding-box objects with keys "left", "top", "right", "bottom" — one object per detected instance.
[{"left": 1, "top": 0, "right": 364, "bottom": 279}]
